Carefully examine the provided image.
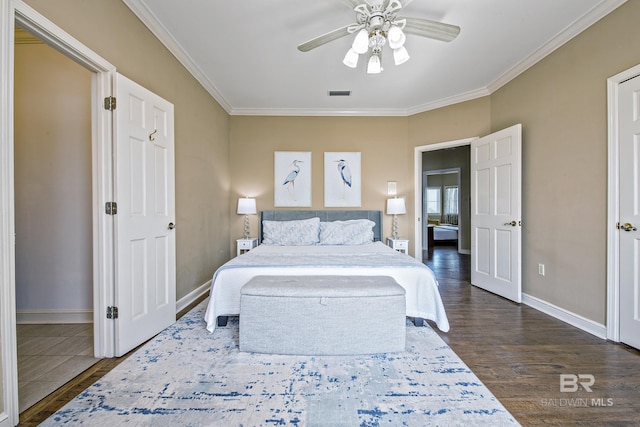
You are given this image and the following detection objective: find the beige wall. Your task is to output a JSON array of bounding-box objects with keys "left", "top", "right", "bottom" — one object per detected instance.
[
  {"left": 407, "top": 97, "right": 492, "bottom": 243},
  {"left": 490, "top": 0, "right": 640, "bottom": 324},
  {"left": 408, "top": 97, "right": 492, "bottom": 146},
  {"left": 229, "top": 116, "right": 410, "bottom": 242},
  {"left": 24, "top": 0, "right": 231, "bottom": 300},
  {"left": 228, "top": 99, "right": 491, "bottom": 251},
  {"left": 14, "top": 41, "right": 93, "bottom": 312}
]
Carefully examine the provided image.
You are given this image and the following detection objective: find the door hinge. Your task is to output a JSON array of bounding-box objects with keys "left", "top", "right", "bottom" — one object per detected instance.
[
  {"left": 104, "top": 96, "right": 116, "bottom": 111},
  {"left": 106, "top": 306, "right": 118, "bottom": 319},
  {"left": 105, "top": 201, "right": 117, "bottom": 215}
]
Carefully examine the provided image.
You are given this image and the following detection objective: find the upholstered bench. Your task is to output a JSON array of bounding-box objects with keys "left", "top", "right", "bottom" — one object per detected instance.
[{"left": 239, "top": 275, "right": 406, "bottom": 355}]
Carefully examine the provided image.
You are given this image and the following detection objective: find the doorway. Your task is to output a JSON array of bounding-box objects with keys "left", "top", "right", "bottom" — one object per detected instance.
[
  {"left": 1, "top": 4, "right": 116, "bottom": 423},
  {"left": 424, "top": 169, "right": 462, "bottom": 254},
  {"left": 414, "top": 124, "right": 523, "bottom": 305},
  {"left": 414, "top": 140, "right": 472, "bottom": 260},
  {"left": 416, "top": 142, "right": 472, "bottom": 298},
  {"left": 13, "top": 27, "right": 98, "bottom": 412}
]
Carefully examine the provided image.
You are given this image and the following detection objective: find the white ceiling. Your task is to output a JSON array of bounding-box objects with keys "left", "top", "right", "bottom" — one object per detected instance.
[{"left": 123, "top": 0, "right": 625, "bottom": 116}]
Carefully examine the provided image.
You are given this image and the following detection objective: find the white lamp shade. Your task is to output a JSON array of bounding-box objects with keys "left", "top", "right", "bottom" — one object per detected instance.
[
  {"left": 387, "top": 25, "right": 406, "bottom": 49},
  {"left": 352, "top": 29, "right": 369, "bottom": 54},
  {"left": 367, "top": 54, "right": 382, "bottom": 74},
  {"left": 237, "top": 197, "right": 256, "bottom": 215},
  {"left": 343, "top": 48, "right": 359, "bottom": 68},
  {"left": 393, "top": 46, "right": 410, "bottom": 65},
  {"left": 386, "top": 197, "right": 406, "bottom": 215}
]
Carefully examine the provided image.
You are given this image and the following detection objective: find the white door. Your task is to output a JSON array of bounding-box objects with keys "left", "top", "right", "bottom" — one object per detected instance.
[
  {"left": 471, "top": 124, "right": 522, "bottom": 303},
  {"left": 114, "top": 73, "right": 176, "bottom": 356},
  {"left": 619, "top": 75, "right": 640, "bottom": 350}
]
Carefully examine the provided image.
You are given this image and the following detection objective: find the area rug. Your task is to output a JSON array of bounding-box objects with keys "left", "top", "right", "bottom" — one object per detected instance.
[{"left": 43, "top": 298, "right": 519, "bottom": 426}]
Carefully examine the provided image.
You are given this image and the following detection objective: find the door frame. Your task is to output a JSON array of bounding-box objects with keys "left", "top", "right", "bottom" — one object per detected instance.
[
  {"left": 413, "top": 137, "right": 477, "bottom": 259},
  {"left": 1, "top": 0, "right": 116, "bottom": 422},
  {"left": 606, "top": 63, "right": 640, "bottom": 342},
  {"left": 422, "top": 168, "right": 462, "bottom": 253}
]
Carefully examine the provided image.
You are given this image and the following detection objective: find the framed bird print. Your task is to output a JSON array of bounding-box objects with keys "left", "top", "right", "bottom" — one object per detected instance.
[
  {"left": 274, "top": 151, "right": 312, "bottom": 207},
  {"left": 324, "top": 152, "right": 361, "bottom": 207}
]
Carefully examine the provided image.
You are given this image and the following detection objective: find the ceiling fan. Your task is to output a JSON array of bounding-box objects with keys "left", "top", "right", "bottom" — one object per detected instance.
[{"left": 297, "top": 0, "right": 460, "bottom": 74}]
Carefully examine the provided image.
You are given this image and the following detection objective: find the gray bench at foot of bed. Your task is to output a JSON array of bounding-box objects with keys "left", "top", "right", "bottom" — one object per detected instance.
[
  {"left": 239, "top": 275, "right": 406, "bottom": 356},
  {"left": 220, "top": 314, "right": 424, "bottom": 327}
]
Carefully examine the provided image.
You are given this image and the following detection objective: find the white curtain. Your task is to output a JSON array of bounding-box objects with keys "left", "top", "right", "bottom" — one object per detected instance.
[{"left": 443, "top": 186, "right": 458, "bottom": 225}]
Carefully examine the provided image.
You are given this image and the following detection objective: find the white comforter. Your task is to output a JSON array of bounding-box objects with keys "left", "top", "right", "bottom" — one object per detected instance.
[{"left": 204, "top": 242, "right": 450, "bottom": 332}]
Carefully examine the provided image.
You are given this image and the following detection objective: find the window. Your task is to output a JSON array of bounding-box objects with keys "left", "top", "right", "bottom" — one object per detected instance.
[
  {"left": 444, "top": 186, "right": 458, "bottom": 215},
  {"left": 425, "top": 187, "right": 441, "bottom": 214}
]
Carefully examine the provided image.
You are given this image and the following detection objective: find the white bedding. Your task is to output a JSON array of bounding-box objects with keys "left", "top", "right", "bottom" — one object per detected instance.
[{"left": 204, "top": 242, "right": 450, "bottom": 332}]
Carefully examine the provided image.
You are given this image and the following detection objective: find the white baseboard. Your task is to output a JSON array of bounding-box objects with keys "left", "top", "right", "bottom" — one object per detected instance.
[
  {"left": 176, "top": 280, "right": 211, "bottom": 314},
  {"left": 522, "top": 293, "right": 607, "bottom": 339},
  {"left": 16, "top": 309, "right": 92, "bottom": 324},
  {"left": 459, "top": 249, "right": 471, "bottom": 255},
  {"left": 16, "top": 281, "right": 211, "bottom": 324}
]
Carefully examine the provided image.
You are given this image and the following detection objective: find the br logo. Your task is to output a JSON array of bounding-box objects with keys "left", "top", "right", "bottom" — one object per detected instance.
[{"left": 560, "top": 374, "right": 595, "bottom": 392}]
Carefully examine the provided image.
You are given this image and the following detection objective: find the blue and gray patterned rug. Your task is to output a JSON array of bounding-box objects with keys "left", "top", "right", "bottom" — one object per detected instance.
[{"left": 43, "top": 299, "right": 519, "bottom": 426}]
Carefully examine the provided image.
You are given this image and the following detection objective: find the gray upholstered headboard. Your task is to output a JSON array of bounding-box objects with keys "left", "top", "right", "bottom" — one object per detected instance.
[{"left": 260, "top": 210, "right": 383, "bottom": 242}]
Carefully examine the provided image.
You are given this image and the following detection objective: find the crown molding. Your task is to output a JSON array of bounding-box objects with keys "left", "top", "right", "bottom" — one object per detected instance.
[
  {"left": 122, "top": 0, "right": 232, "bottom": 114},
  {"left": 229, "top": 107, "right": 410, "bottom": 117},
  {"left": 486, "top": 0, "right": 627, "bottom": 93},
  {"left": 231, "top": 87, "right": 493, "bottom": 117},
  {"left": 405, "top": 87, "right": 492, "bottom": 117}
]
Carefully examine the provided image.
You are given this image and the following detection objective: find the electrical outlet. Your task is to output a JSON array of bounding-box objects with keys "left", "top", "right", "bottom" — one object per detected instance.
[{"left": 538, "top": 263, "right": 545, "bottom": 276}]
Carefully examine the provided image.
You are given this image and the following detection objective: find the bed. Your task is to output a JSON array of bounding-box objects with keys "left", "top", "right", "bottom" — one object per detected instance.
[
  {"left": 204, "top": 210, "right": 449, "bottom": 333},
  {"left": 433, "top": 224, "right": 459, "bottom": 241}
]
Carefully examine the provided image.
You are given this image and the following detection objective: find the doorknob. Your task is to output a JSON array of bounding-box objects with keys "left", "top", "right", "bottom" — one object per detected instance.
[
  {"left": 620, "top": 222, "right": 637, "bottom": 232},
  {"left": 168, "top": 222, "right": 176, "bottom": 230},
  {"left": 504, "top": 221, "right": 517, "bottom": 226}
]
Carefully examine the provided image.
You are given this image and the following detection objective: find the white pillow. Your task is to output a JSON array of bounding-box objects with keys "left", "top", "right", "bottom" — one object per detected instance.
[
  {"left": 262, "top": 217, "right": 320, "bottom": 246},
  {"left": 318, "top": 219, "right": 375, "bottom": 245}
]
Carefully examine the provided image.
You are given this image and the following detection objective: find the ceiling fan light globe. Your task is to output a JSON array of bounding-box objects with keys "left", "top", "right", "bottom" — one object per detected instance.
[
  {"left": 393, "top": 46, "right": 410, "bottom": 65},
  {"left": 352, "top": 29, "right": 370, "bottom": 54},
  {"left": 367, "top": 54, "right": 382, "bottom": 74},
  {"left": 343, "top": 48, "right": 359, "bottom": 68},
  {"left": 387, "top": 25, "right": 406, "bottom": 49}
]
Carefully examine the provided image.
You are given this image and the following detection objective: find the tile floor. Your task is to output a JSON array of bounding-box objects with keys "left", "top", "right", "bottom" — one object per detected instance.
[{"left": 17, "top": 323, "right": 99, "bottom": 412}]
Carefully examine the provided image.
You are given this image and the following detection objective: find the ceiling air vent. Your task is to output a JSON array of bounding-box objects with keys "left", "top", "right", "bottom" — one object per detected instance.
[{"left": 328, "top": 90, "right": 351, "bottom": 97}]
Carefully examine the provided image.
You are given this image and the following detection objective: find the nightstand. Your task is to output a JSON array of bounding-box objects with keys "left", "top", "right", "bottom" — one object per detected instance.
[
  {"left": 237, "top": 238, "right": 258, "bottom": 256},
  {"left": 386, "top": 238, "right": 409, "bottom": 254}
]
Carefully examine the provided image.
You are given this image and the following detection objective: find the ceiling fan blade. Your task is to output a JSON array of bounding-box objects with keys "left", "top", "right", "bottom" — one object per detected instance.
[
  {"left": 385, "top": 0, "right": 403, "bottom": 15},
  {"left": 297, "top": 25, "right": 353, "bottom": 52},
  {"left": 402, "top": 17, "right": 461, "bottom": 42}
]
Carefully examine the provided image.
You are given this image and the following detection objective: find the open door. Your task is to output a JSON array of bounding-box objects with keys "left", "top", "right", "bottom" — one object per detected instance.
[
  {"left": 471, "top": 124, "right": 522, "bottom": 303},
  {"left": 618, "top": 75, "right": 640, "bottom": 350},
  {"left": 114, "top": 73, "right": 176, "bottom": 356}
]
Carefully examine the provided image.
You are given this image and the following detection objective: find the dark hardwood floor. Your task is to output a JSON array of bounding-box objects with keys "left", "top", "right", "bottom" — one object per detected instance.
[
  {"left": 19, "top": 246, "right": 640, "bottom": 426},
  {"left": 425, "top": 244, "right": 640, "bottom": 426}
]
